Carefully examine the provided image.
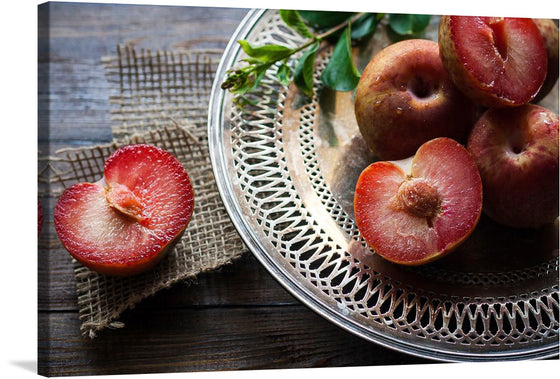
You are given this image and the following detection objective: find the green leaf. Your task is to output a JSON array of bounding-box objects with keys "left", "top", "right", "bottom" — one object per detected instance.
[
  {"left": 388, "top": 14, "right": 431, "bottom": 35},
  {"left": 279, "top": 10, "right": 313, "bottom": 39},
  {"left": 246, "top": 64, "right": 272, "bottom": 93},
  {"left": 238, "top": 40, "right": 293, "bottom": 62},
  {"left": 277, "top": 62, "right": 291, "bottom": 86},
  {"left": 350, "top": 13, "right": 382, "bottom": 39},
  {"left": 298, "top": 10, "right": 355, "bottom": 30},
  {"left": 321, "top": 26, "right": 360, "bottom": 92},
  {"left": 294, "top": 42, "right": 319, "bottom": 97}
]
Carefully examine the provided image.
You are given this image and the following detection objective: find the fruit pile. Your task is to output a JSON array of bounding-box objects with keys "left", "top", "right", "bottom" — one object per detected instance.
[
  {"left": 353, "top": 16, "right": 559, "bottom": 266},
  {"left": 54, "top": 144, "right": 195, "bottom": 276}
]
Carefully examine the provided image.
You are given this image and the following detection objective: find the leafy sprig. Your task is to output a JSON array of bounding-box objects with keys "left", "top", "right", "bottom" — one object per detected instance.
[{"left": 221, "top": 10, "right": 430, "bottom": 103}]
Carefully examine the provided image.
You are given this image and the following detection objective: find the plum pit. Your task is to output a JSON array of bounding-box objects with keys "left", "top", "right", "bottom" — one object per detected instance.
[
  {"left": 396, "top": 178, "right": 441, "bottom": 221},
  {"left": 106, "top": 183, "right": 145, "bottom": 222}
]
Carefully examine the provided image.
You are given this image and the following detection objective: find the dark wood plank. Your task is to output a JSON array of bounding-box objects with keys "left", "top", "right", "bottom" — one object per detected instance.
[{"left": 38, "top": 307, "right": 431, "bottom": 376}]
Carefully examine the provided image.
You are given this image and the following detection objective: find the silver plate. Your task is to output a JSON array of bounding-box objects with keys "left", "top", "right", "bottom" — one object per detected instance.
[{"left": 208, "top": 9, "right": 559, "bottom": 362}]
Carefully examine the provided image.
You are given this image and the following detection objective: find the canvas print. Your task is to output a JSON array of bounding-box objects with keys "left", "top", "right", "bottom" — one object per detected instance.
[{"left": 37, "top": 1, "right": 559, "bottom": 376}]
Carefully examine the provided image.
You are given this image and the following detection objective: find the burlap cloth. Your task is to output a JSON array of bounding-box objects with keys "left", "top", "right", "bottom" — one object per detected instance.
[{"left": 40, "top": 45, "right": 246, "bottom": 338}]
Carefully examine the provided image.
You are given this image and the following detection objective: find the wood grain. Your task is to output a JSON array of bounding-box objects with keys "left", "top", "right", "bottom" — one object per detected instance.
[{"left": 39, "top": 307, "right": 429, "bottom": 376}]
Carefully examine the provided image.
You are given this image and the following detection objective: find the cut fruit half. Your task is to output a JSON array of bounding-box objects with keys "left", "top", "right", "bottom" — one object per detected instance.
[
  {"left": 438, "top": 16, "right": 547, "bottom": 107},
  {"left": 54, "top": 144, "right": 195, "bottom": 276},
  {"left": 354, "top": 137, "right": 482, "bottom": 265}
]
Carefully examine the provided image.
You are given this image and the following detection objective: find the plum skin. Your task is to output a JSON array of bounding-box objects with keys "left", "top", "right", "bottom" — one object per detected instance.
[
  {"left": 354, "top": 39, "right": 477, "bottom": 161},
  {"left": 467, "top": 105, "right": 559, "bottom": 229}
]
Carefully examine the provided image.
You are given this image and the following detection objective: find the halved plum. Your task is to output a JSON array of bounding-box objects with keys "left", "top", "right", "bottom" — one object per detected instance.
[
  {"left": 438, "top": 16, "right": 547, "bottom": 107},
  {"left": 54, "top": 144, "right": 195, "bottom": 276},
  {"left": 354, "top": 137, "right": 482, "bottom": 265}
]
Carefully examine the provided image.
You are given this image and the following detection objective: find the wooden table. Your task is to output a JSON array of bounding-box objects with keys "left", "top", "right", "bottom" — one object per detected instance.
[{"left": 38, "top": 3, "right": 432, "bottom": 376}]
